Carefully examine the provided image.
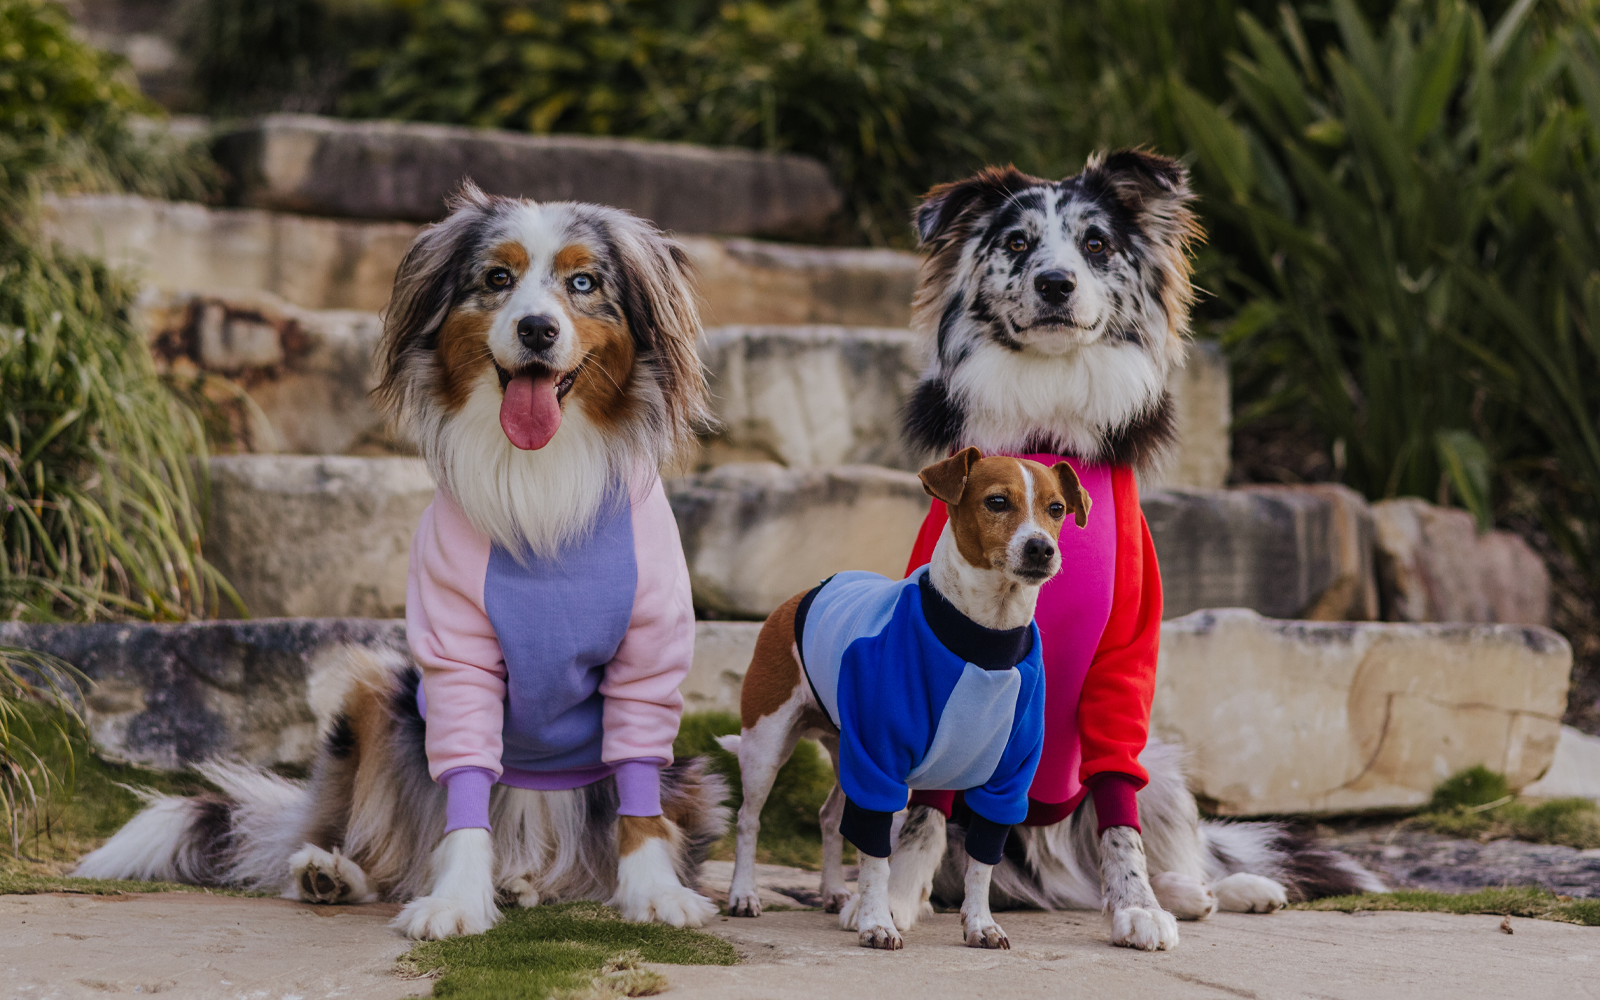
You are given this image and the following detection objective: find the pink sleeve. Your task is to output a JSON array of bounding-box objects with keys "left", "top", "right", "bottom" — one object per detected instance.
[
  {"left": 406, "top": 494, "right": 506, "bottom": 781},
  {"left": 598, "top": 475, "right": 694, "bottom": 764}
]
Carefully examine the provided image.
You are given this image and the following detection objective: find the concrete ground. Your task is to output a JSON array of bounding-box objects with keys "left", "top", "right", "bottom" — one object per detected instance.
[{"left": 3, "top": 864, "right": 1597, "bottom": 1000}]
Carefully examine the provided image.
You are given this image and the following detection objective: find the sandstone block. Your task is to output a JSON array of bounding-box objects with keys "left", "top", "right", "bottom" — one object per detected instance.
[
  {"left": 684, "top": 622, "right": 764, "bottom": 714},
  {"left": 1152, "top": 609, "right": 1572, "bottom": 815},
  {"left": 204, "top": 456, "right": 435, "bottom": 619},
  {"left": 668, "top": 463, "right": 930, "bottom": 619},
  {"left": 690, "top": 240, "right": 919, "bottom": 328},
  {"left": 1144, "top": 484, "right": 1378, "bottom": 620},
  {"left": 213, "top": 114, "right": 842, "bottom": 235},
  {"left": 1149, "top": 341, "right": 1231, "bottom": 490},
  {"left": 1371, "top": 498, "right": 1551, "bottom": 625}
]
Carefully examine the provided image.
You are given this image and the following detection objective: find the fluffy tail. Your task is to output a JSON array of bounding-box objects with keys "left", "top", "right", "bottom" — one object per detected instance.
[
  {"left": 1200, "top": 820, "right": 1385, "bottom": 901},
  {"left": 714, "top": 734, "right": 741, "bottom": 754},
  {"left": 75, "top": 762, "right": 311, "bottom": 892}
]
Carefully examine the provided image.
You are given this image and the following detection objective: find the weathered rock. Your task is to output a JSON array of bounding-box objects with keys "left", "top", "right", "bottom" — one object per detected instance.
[
  {"left": 212, "top": 114, "right": 842, "bottom": 234},
  {"left": 0, "top": 618, "right": 407, "bottom": 771},
  {"left": 1144, "top": 483, "right": 1378, "bottom": 620},
  {"left": 203, "top": 456, "right": 435, "bottom": 619},
  {"left": 1520, "top": 725, "right": 1600, "bottom": 801},
  {"left": 143, "top": 290, "right": 392, "bottom": 455},
  {"left": 1371, "top": 498, "right": 1551, "bottom": 625},
  {"left": 1149, "top": 341, "right": 1231, "bottom": 490},
  {"left": 41, "top": 194, "right": 916, "bottom": 325},
  {"left": 683, "top": 622, "right": 764, "bottom": 714},
  {"left": 669, "top": 463, "right": 930, "bottom": 619},
  {"left": 1153, "top": 609, "right": 1571, "bottom": 815},
  {"left": 697, "top": 326, "right": 924, "bottom": 470}
]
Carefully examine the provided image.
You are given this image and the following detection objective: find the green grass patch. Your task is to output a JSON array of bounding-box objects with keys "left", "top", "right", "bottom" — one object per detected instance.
[
  {"left": 397, "top": 901, "right": 736, "bottom": 1000},
  {"left": 1405, "top": 766, "right": 1600, "bottom": 850},
  {"left": 1295, "top": 887, "right": 1600, "bottom": 927}
]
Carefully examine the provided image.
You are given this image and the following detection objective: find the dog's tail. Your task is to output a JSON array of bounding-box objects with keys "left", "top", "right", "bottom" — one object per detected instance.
[
  {"left": 714, "top": 734, "right": 741, "bottom": 754},
  {"left": 1199, "top": 820, "right": 1385, "bottom": 901}
]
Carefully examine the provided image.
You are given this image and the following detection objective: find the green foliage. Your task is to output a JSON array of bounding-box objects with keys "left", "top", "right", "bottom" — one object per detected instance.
[
  {"left": 1295, "top": 885, "right": 1600, "bottom": 925},
  {"left": 396, "top": 900, "right": 736, "bottom": 1000},
  {"left": 675, "top": 710, "right": 838, "bottom": 870},
  {"left": 1409, "top": 764, "right": 1600, "bottom": 848},
  {"left": 1428, "top": 764, "right": 1513, "bottom": 810},
  {"left": 0, "top": 647, "right": 81, "bottom": 856}
]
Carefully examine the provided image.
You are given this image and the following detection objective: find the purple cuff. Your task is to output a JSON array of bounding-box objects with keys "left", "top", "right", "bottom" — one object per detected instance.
[
  {"left": 441, "top": 766, "right": 497, "bottom": 833},
  {"left": 614, "top": 759, "right": 664, "bottom": 817},
  {"left": 1089, "top": 772, "right": 1143, "bottom": 834}
]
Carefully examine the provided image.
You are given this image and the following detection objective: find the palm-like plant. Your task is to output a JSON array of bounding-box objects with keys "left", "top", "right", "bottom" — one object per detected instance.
[{"left": 0, "top": 646, "right": 84, "bottom": 858}]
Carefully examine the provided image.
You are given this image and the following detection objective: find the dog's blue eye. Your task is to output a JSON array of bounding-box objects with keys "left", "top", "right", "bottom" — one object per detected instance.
[{"left": 570, "top": 274, "right": 596, "bottom": 293}]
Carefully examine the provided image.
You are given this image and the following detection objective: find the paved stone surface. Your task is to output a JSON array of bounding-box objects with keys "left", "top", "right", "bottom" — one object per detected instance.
[
  {"left": 664, "top": 908, "right": 1600, "bottom": 1000},
  {"left": 1373, "top": 497, "right": 1552, "bottom": 625},
  {"left": 0, "top": 893, "right": 420, "bottom": 1000},
  {"left": 1332, "top": 829, "right": 1600, "bottom": 898},
  {"left": 1154, "top": 609, "right": 1571, "bottom": 815},
  {"left": 213, "top": 114, "right": 841, "bottom": 234}
]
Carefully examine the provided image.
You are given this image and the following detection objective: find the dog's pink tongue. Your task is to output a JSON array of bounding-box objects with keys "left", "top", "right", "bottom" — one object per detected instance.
[{"left": 500, "top": 372, "right": 562, "bottom": 450}]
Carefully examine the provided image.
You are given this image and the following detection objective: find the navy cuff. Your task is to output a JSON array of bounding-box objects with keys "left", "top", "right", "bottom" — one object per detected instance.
[
  {"left": 963, "top": 811, "right": 1010, "bottom": 866},
  {"left": 841, "top": 798, "right": 895, "bottom": 859}
]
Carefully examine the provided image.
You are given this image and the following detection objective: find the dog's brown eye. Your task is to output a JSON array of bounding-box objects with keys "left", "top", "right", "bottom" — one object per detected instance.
[
  {"left": 985, "top": 495, "right": 1009, "bottom": 512},
  {"left": 486, "top": 268, "right": 512, "bottom": 289},
  {"left": 569, "top": 273, "right": 597, "bottom": 293},
  {"left": 1048, "top": 502, "right": 1065, "bottom": 519},
  {"left": 1007, "top": 234, "right": 1029, "bottom": 253},
  {"left": 1085, "top": 237, "right": 1105, "bottom": 254}
]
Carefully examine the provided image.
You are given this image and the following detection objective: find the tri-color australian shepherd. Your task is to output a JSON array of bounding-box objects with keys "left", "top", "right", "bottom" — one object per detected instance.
[
  {"left": 886, "top": 150, "right": 1382, "bottom": 941},
  {"left": 77, "top": 184, "right": 728, "bottom": 938}
]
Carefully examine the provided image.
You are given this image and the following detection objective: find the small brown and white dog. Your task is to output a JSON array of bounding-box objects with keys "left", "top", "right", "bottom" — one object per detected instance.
[
  {"left": 720, "top": 449, "right": 1089, "bottom": 950},
  {"left": 77, "top": 184, "right": 728, "bottom": 939}
]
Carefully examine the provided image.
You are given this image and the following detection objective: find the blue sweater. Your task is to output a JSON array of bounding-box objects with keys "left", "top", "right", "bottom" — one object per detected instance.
[{"left": 797, "top": 568, "right": 1046, "bottom": 862}]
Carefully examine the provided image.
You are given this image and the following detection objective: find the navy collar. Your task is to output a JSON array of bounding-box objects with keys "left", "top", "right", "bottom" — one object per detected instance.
[{"left": 917, "top": 570, "right": 1034, "bottom": 670}]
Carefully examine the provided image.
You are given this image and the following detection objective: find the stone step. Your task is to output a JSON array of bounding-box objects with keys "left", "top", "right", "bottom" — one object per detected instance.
[
  {"left": 212, "top": 114, "right": 842, "bottom": 235},
  {"left": 41, "top": 194, "right": 920, "bottom": 323},
  {"left": 2, "top": 610, "right": 1568, "bottom": 816}
]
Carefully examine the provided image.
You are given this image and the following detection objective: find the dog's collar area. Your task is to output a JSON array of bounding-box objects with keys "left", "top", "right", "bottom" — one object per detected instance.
[
  {"left": 916, "top": 570, "right": 1034, "bottom": 670},
  {"left": 492, "top": 360, "right": 581, "bottom": 401}
]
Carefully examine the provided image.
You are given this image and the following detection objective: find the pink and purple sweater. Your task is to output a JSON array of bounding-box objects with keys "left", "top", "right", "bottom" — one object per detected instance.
[{"left": 405, "top": 475, "right": 694, "bottom": 833}]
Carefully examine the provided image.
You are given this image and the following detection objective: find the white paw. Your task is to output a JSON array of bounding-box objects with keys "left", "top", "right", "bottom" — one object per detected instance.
[
  {"left": 497, "top": 874, "right": 541, "bottom": 909},
  {"left": 838, "top": 892, "right": 862, "bottom": 930},
  {"left": 1151, "top": 871, "right": 1217, "bottom": 921},
  {"left": 821, "top": 889, "right": 852, "bottom": 914},
  {"left": 288, "top": 844, "right": 375, "bottom": 905},
  {"left": 612, "top": 880, "right": 717, "bottom": 927},
  {"left": 392, "top": 893, "right": 500, "bottom": 940},
  {"left": 858, "top": 915, "right": 903, "bottom": 950},
  {"left": 962, "top": 914, "right": 1010, "bottom": 950},
  {"left": 726, "top": 886, "right": 762, "bottom": 918},
  {"left": 1210, "top": 873, "right": 1288, "bottom": 914},
  {"left": 1110, "top": 906, "right": 1180, "bottom": 951}
]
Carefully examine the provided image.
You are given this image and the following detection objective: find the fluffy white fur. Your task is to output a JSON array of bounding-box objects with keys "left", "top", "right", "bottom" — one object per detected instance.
[
  {"left": 610, "top": 831, "right": 718, "bottom": 927},
  {"left": 393, "top": 828, "right": 501, "bottom": 939}
]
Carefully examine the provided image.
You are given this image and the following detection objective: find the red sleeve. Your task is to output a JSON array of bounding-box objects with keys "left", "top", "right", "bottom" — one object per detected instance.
[
  {"left": 903, "top": 501, "right": 948, "bottom": 578},
  {"left": 1077, "top": 466, "right": 1161, "bottom": 789}
]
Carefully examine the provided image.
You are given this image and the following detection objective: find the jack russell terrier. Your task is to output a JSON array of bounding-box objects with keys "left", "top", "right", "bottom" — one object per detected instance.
[{"left": 718, "top": 448, "right": 1089, "bottom": 950}]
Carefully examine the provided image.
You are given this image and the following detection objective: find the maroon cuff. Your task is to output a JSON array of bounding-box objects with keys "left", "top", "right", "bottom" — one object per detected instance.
[{"left": 1088, "top": 772, "right": 1142, "bottom": 834}]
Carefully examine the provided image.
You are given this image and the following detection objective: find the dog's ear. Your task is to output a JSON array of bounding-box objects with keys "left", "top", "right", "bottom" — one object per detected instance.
[
  {"left": 919, "top": 447, "right": 983, "bottom": 506},
  {"left": 606, "top": 213, "right": 713, "bottom": 457},
  {"left": 1084, "top": 149, "right": 1200, "bottom": 247},
  {"left": 1051, "top": 461, "right": 1092, "bottom": 528},
  {"left": 374, "top": 184, "right": 495, "bottom": 423},
  {"left": 913, "top": 166, "right": 1046, "bottom": 247}
]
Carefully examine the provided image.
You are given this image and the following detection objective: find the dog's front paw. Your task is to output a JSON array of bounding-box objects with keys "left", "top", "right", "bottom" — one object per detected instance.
[
  {"left": 1151, "top": 871, "right": 1217, "bottom": 921},
  {"left": 392, "top": 893, "right": 501, "bottom": 940},
  {"left": 1210, "top": 873, "right": 1288, "bottom": 914},
  {"left": 962, "top": 914, "right": 1010, "bottom": 950},
  {"left": 1109, "top": 906, "right": 1179, "bottom": 951},
  {"left": 858, "top": 915, "right": 904, "bottom": 950},
  {"left": 288, "top": 844, "right": 375, "bottom": 905},
  {"left": 612, "top": 881, "right": 717, "bottom": 927},
  {"left": 822, "top": 889, "right": 852, "bottom": 914},
  {"left": 726, "top": 887, "right": 762, "bottom": 918}
]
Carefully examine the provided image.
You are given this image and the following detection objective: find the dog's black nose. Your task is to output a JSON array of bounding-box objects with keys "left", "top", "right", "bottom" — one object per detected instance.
[
  {"left": 1034, "top": 270, "right": 1076, "bottom": 304},
  {"left": 517, "top": 314, "right": 560, "bottom": 350},
  {"left": 1022, "top": 537, "right": 1056, "bottom": 564}
]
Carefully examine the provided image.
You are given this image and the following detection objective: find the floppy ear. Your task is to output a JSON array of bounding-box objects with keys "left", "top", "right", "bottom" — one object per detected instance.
[
  {"left": 913, "top": 166, "right": 1047, "bottom": 247},
  {"left": 1051, "top": 461, "right": 1093, "bottom": 528},
  {"left": 374, "top": 183, "right": 495, "bottom": 423},
  {"left": 1085, "top": 149, "right": 1199, "bottom": 248},
  {"left": 607, "top": 213, "right": 713, "bottom": 456},
  {"left": 919, "top": 447, "right": 983, "bottom": 506}
]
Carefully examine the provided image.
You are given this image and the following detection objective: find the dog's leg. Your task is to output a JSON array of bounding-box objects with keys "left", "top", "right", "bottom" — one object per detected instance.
[
  {"left": 288, "top": 844, "right": 376, "bottom": 905},
  {"left": 843, "top": 855, "right": 902, "bottom": 950},
  {"left": 1151, "top": 871, "right": 1217, "bottom": 920},
  {"left": 817, "top": 778, "right": 850, "bottom": 913},
  {"left": 391, "top": 828, "right": 500, "bottom": 940},
  {"left": 727, "top": 703, "right": 803, "bottom": 918},
  {"left": 1208, "top": 872, "right": 1289, "bottom": 913},
  {"left": 883, "top": 804, "right": 945, "bottom": 931},
  {"left": 959, "top": 854, "right": 1009, "bottom": 950},
  {"left": 1101, "top": 826, "right": 1179, "bottom": 951},
  {"left": 610, "top": 815, "right": 717, "bottom": 927}
]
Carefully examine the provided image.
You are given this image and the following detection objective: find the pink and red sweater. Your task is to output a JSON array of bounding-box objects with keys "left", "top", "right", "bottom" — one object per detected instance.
[{"left": 405, "top": 475, "right": 694, "bottom": 833}]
